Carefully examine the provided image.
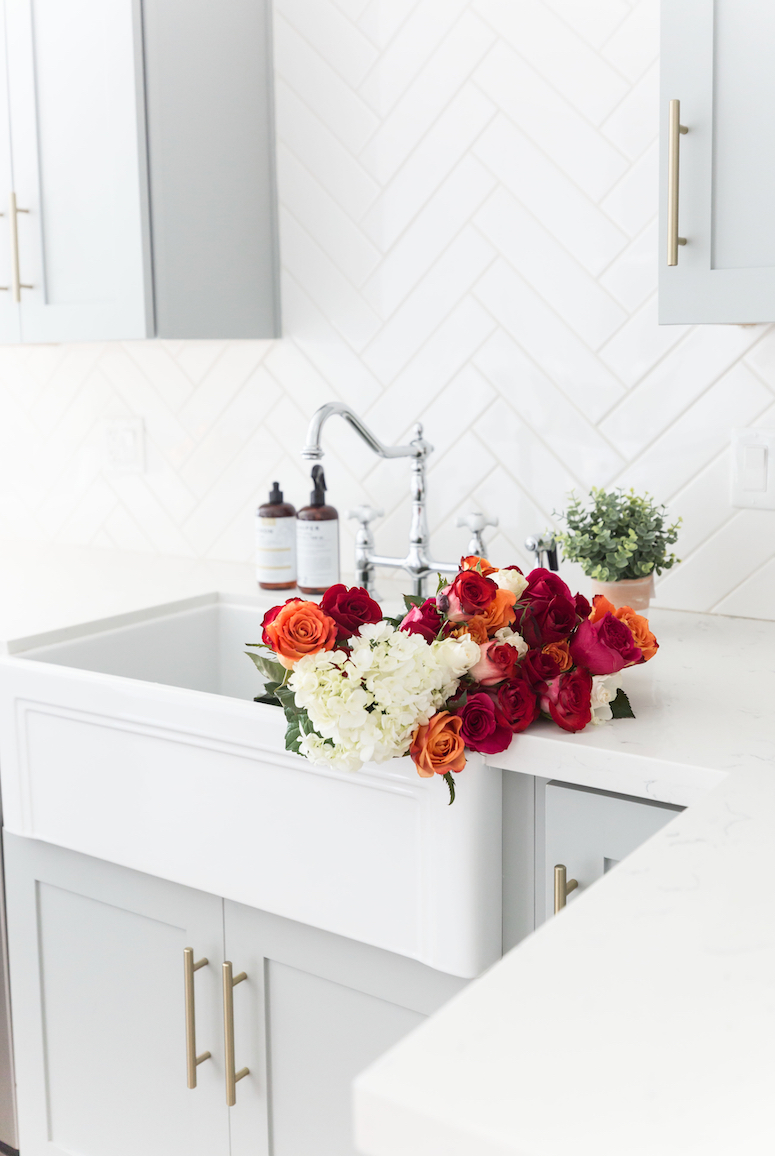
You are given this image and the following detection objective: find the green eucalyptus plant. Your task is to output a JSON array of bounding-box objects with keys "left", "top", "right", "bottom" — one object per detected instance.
[{"left": 556, "top": 488, "right": 681, "bottom": 582}]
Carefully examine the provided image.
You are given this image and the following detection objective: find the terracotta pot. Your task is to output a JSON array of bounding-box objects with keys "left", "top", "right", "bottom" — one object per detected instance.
[{"left": 589, "top": 573, "right": 655, "bottom": 613}]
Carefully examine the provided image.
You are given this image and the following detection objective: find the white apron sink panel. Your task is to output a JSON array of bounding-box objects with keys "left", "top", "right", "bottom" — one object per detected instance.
[{"left": 0, "top": 594, "right": 502, "bottom": 979}]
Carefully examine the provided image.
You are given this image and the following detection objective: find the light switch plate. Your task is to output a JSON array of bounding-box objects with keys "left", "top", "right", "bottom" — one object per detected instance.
[
  {"left": 104, "top": 417, "right": 145, "bottom": 474},
  {"left": 731, "top": 429, "right": 775, "bottom": 509}
]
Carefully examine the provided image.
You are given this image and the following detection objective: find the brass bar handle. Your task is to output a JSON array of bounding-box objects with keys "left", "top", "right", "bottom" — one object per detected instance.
[
  {"left": 554, "top": 864, "right": 578, "bottom": 915},
  {"left": 667, "top": 100, "right": 689, "bottom": 266},
  {"left": 184, "top": 948, "right": 211, "bottom": 1088},
  {"left": 223, "top": 961, "right": 249, "bottom": 1107},
  {"left": 8, "top": 192, "right": 32, "bottom": 302}
]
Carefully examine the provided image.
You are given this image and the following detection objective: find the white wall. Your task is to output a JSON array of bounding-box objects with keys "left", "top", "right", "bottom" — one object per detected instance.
[{"left": 0, "top": 0, "right": 773, "bottom": 618}]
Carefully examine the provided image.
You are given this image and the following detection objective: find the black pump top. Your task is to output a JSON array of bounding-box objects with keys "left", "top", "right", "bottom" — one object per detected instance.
[
  {"left": 310, "top": 464, "right": 327, "bottom": 507},
  {"left": 267, "top": 481, "right": 284, "bottom": 504}
]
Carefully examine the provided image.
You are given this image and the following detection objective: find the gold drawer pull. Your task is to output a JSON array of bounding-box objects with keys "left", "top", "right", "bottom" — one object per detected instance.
[
  {"left": 184, "top": 948, "right": 211, "bottom": 1088},
  {"left": 223, "top": 961, "right": 249, "bottom": 1106},
  {"left": 554, "top": 864, "right": 578, "bottom": 915},
  {"left": 667, "top": 99, "right": 689, "bottom": 266}
]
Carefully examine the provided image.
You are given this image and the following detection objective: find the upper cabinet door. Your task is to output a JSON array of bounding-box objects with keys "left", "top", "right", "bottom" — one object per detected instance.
[
  {"left": 4, "top": 0, "right": 153, "bottom": 342},
  {"left": 0, "top": 6, "right": 21, "bottom": 342},
  {"left": 660, "top": 0, "right": 775, "bottom": 323}
]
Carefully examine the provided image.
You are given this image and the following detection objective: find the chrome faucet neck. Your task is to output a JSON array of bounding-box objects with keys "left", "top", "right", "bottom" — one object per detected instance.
[{"left": 302, "top": 403, "right": 460, "bottom": 598}]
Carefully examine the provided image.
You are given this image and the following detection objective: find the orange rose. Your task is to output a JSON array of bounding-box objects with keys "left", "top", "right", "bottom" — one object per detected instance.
[
  {"left": 614, "top": 606, "right": 659, "bottom": 662},
  {"left": 410, "top": 712, "right": 467, "bottom": 778},
  {"left": 479, "top": 588, "right": 517, "bottom": 636},
  {"left": 448, "top": 616, "right": 489, "bottom": 645},
  {"left": 589, "top": 595, "right": 658, "bottom": 662},
  {"left": 590, "top": 593, "right": 615, "bottom": 623},
  {"left": 542, "top": 639, "right": 572, "bottom": 672},
  {"left": 263, "top": 599, "right": 338, "bottom": 669},
  {"left": 460, "top": 555, "right": 497, "bottom": 576}
]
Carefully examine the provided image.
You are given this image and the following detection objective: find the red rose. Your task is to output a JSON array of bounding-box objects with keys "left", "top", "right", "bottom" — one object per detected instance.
[
  {"left": 540, "top": 668, "right": 593, "bottom": 733},
  {"left": 518, "top": 568, "right": 578, "bottom": 646},
  {"left": 574, "top": 592, "right": 592, "bottom": 619},
  {"left": 570, "top": 613, "right": 642, "bottom": 675},
  {"left": 320, "top": 584, "right": 382, "bottom": 641},
  {"left": 468, "top": 640, "right": 519, "bottom": 686},
  {"left": 457, "top": 692, "right": 512, "bottom": 754},
  {"left": 520, "top": 647, "right": 562, "bottom": 687},
  {"left": 496, "top": 677, "right": 539, "bottom": 733},
  {"left": 438, "top": 570, "right": 498, "bottom": 622},
  {"left": 399, "top": 598, "right": 442, "bottom": 644}
]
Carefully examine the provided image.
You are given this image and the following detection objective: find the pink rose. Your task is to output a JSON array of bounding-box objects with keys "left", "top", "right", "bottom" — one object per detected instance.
[
  {"left": 570, "top": 613, "right": 642, "bottom": 675},
  {"left": 468, "top": 640, "right": 519, "bottom": 686},
  {"left": 540, "top": 668, "right": 593, "bottom": 733},
  {"left": 399, "top": 598, "right": 442, "bottom": 644}
]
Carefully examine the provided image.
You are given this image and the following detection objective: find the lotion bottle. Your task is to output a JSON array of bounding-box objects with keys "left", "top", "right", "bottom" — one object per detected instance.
[
  {"left": 256, "top": 482, "right": 297, "bottom": 590},
  {"left": 296, "top": 464, "right": 339, "bottom": 595}
]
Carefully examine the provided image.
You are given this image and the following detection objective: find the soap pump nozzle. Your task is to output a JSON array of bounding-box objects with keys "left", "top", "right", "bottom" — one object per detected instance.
[{"left": 310, "top": 464, "right": 327, "bottom": 507}]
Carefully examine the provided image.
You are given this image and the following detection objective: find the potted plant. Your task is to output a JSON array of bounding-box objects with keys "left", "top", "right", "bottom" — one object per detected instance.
[{"left": 556, "top": 488, "right": 681, "bottom": 611}]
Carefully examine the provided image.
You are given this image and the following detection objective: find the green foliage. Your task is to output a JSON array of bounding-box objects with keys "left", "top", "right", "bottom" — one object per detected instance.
[
  {"left": 556, "top": 488, "right": 681, "bottom": 582},
  {"left": 610, "top": 688, "right": 635, "bottom": 719},
  {"left": 443, "top": 771, "right": 456, "bottom": 806}
]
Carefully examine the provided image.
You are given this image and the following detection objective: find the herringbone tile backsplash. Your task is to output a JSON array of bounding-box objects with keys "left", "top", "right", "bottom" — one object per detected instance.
[{"left": 1, "top": 0, "right": 774, "bottom": 618}]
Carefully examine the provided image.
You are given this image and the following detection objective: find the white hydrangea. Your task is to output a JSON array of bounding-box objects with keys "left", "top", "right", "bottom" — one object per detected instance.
[
  {"left": 493, "top": 626, "right": 528, "bottom": 658},
  {"left": 492, "top": 568, "right": 528, "bottom": 599},
  {"left": 288, "top": 623, "right": 479, "bottom": 772},
  {"left": 590, "top": 673, "right": 623, "bottom": 725}
]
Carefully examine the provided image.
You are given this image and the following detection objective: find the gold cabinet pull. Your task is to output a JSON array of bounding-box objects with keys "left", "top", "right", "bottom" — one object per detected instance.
[
  {"left": 222, "top": 961, "right": 249, "bottom": 1106},
  {"left": 8, "top": 193, "right": 32, "bottom": 302},
  {"left": 184, "top": 948, "right": 211, "bottom": 1089},
  {"left": 554, "top": 864, "right": 578, "bottom": 915},
  {"left": 667, "top": 99, "right": 689, "bottom": 266}
]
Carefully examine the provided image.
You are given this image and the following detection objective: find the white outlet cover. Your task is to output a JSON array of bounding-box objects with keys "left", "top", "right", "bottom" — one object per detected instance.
[
  {"left": 731, "top": 428, "right": 775, "bottom": 510},
  {"left": 104, "top": 417, "right": 145, "bottom": 474}
]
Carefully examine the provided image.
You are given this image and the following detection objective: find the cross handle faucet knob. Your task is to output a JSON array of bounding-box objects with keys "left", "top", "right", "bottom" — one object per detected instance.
[
  {"left": 346, "top": 505, "right": 384, "bottom": 526},
  {"left": 456, "top": 511, "right": 498, "bottom": 557}
]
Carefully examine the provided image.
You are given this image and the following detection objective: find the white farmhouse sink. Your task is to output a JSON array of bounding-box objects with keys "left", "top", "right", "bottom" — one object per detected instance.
[{"left": 0, "top": 593, "right": 502, "bottom": 979}]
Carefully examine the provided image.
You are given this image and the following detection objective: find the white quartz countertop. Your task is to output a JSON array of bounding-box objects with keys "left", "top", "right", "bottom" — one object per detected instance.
[{"left": 489, "top": 606, "right": 775, "bottom": 806}]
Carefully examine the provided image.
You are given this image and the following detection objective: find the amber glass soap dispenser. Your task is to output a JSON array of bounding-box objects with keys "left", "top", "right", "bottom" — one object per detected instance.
[
  {"left": 256, "top": 482, "right": 297, "bottom": 590},
  {"left": 296, "top": 464, "right": 339, "bottom": 595}
]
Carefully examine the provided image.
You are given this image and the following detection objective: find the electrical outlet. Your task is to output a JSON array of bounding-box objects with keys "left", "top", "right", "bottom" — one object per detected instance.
[
  {"left": 104, "top": 417, "right": 145, "bottom": 474},
  {"left": 731, "top": 429, "right": 775, "bottom": 509}
]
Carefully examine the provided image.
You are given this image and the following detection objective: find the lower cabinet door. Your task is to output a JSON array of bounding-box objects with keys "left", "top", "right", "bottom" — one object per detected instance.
[
  {"left": 224, "top": 900, "right": 467, "bottom": 1156},
  {"left": 543, "top": 781, "right": 684, "bottom": 922},
  {"left": 4, "top": 835, "right": 230, "bottom": 1156}
]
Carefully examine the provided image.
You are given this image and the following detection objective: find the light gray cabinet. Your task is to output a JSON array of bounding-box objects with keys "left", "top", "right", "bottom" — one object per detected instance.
[
  {"left": 4, "top": 835, "right": 464, "bottom": 1156},
  {"left": 660, "top": 0, "right": 775, "bottom": 322},
  {"left": 0, "top": 0, "right": 278, "bottom": 343},
  {"left": 542, "top": 780, "right": 682, "bottom": 922}
]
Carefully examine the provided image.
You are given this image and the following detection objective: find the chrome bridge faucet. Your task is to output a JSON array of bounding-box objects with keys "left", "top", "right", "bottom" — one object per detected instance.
[{"left": 301, "top": 402, "right": 497, "bottom": 598}]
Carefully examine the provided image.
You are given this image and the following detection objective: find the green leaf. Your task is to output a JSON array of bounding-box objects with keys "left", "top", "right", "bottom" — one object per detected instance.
[
  {"left": 402, "top": 593, "right": 424, "bottom": 611},
  {"left": 382, "top": 614, "right": 405, "bottom": 628},
  {"left": 245, "top": 649, "right": 285, "bottom": 684},
  {"left": 443, "top": 771, "right": 456, "bottom": 806},
  {"left": 436, "top": 573, "right": 448, "bottom": 594},
  {"left": 610, "top": 688, "right": 635, "bottom": 719}
]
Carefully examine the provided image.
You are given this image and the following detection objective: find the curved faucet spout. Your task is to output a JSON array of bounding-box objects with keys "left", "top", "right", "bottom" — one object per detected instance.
[{"left": 301, "top": 402, "right": 431, "bottom": 461}]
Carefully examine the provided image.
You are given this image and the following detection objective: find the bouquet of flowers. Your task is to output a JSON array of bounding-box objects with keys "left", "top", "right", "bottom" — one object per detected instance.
[{"left": 247, "top": 556, "right": 659, "bottom": 804}]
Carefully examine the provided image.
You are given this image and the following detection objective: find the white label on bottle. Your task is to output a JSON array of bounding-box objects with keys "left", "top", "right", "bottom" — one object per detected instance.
[
  {"left": 256, "top": 515, "right": 297, "bottom": 585},
  {"left": 296, "top": 519, "right": 339, "bottom": 590}
]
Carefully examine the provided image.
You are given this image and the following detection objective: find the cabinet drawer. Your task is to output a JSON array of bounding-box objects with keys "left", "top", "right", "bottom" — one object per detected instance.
[{"left": 543, "top": 781, "right": 683, "bottom": 922}]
